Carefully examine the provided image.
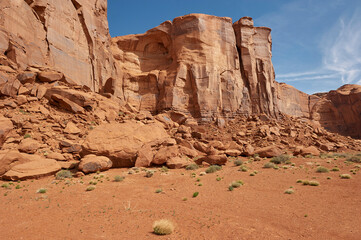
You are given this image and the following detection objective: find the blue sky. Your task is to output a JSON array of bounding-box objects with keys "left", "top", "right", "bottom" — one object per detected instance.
[{"left": 108, "top": 0, "right": 361, "bottom": 94}]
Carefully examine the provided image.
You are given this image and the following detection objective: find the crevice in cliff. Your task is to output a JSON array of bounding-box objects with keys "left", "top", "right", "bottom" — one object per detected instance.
[
  {"left": 24, "top": 1, "right": 50, "bottom": 60},
  {"left": 71, "top": 0, "right": 97, "bottom": 92}
]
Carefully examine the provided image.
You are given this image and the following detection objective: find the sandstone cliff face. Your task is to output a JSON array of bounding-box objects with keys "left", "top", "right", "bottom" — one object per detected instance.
[
  {"left": 0, "top": 0, "right": 115, "bottom": 91},
  {"left": 233, "top": 17, "right": 278, "bottom": 118},
  {"left": 112, "top": 14, "right": 250, "bottom": 120},
  {"left": 112, "top": 15, "right": 281, "bottom": 120},
  {"left": 310, "top": 84, "right": 361, "bottom": 139}
]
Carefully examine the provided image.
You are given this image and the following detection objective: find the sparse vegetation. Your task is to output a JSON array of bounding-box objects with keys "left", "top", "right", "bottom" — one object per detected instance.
[
  {"left": 229, "top": 180, "right": 244, "bottom": 189},
  {"left": 239, "top": 166, "right": 248, "bottom": 172},
  {"left": 205, "top": 165, "right": 222, "bottom": 174},
  {"left": 263, "top": 162, "right": 277, "bottom": 169},
  {"left": 155, "top": 189, "right": 163, "bottom": 193},
  {"left": 284, "top": 189, "right": 294, "bottom": 194},
  {"left": 234, "top": 159, "right": 243, "bottom": 166},
  {"left": 1, "top": 183, "right": 10, "bottom": 189},
  {"left": 86, "top": 186, "right": 96, "bottom": 191},
  {"left": 346, "top": 155, "right": 361, "bottom": 163},
  {"left": 160, "top": 166, "right": 169, "bottom": 173},
  {"left": 316, "top": 166, "right": 329, "bottom": 173},
  {"left": 24, "top": 133, "right": 31, "bottom": 139},
  {"left": 340, "top": 174, "right": 351, "bottom": 179},
  {"left": 37, "top": 188, "right": 47, "bottom": 194},
  {"left": 309, "top": 181, "right": 320, "bottom": 186},
  {"left": 153, "top": 219, "right": 175, "bottom": 235},
  {"left": 114, "top": 175, "right": 125, "bottom": 182},
  {"left": 192, "top": 192, "right": 199, "bottom": 198},
  {"left": 145, "top": 171, "right": 154, "bottom": 178},
  {"left": 270, "top": 154, "right": 290, "bottom": 164},
  {"left": 55, "top": 170, "right": 72, "bottom": 180},
  {"left": 185, "top": 164, "right": 199, "bottom": 170}
]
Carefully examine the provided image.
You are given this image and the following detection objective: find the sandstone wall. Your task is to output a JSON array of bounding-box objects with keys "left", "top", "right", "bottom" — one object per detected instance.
[{"left": 0, "top": 0, "right": 115, "bottom": 91}]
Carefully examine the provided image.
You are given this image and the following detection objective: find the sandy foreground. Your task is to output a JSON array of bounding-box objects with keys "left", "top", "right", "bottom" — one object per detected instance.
[{"left": 0, "top": 156, "right": 360, "bottom": 240}]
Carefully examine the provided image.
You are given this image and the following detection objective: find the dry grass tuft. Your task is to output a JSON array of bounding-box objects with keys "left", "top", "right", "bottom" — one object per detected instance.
[{"left": 153, "top": 219, "right": 175, "bottom": 235}]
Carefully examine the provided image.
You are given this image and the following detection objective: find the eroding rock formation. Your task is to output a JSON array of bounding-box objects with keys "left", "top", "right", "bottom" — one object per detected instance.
[{"left": 0, "top": 0, "right": 115, "bottom": 91}]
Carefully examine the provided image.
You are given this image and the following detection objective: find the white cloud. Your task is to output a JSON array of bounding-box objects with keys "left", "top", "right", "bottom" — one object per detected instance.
[{"left": 322, "top": 9, "right": 361, "bottom": 84}]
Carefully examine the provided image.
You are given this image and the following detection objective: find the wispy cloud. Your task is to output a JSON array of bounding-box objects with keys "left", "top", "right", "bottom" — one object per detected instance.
[{"left": 322, "top": 8, "right": 361, "bottom": 84}]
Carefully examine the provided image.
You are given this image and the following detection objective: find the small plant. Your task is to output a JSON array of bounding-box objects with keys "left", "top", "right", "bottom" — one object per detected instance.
[
  {"left": 270, "top": 155, "right": 290, "bottom": 164},
  {"left": 15, "top": 185, "right": 21, "bottom": 189},
  {"left": 185, "top": 164, "right": 199, "bottom": 170},
  {"left": 216, "top": 177, "right": 222, "bottom": 181},
  {"left": 153, "top": 219, "right": 175, "bottom": 235},
  {"left": 89, "top": 181, "right": 97, "bottom": 185},
  {"left": 263, "top": 162, "right": 276, "bottom": 169},
  {"left": 55, "top": 170, "right": 72, "bottom": 180},
  {"left": 182, "top": 198, "right": 187, "bottom": 201},
  {"left": 192, "top": 192, "right": 199, "bottom": 198},
  {"left": 305, "top": 154, "right": 313, "bottom": 158},
  {"left": 205, "top": 165, "right": 222, "bottom": 174},
  {"left": 340, "top": 174, "right": 351, "bottom": 179},
  {"left": 24, "top": 133, "right": 31, "bottom": 139},
  {"left": 309, "top": 181, "right": 320, "bottom": 186},
  {"left": 145, "top": 171, "right": 154, "bottom": 178},
  {"left": 160, "top": 166, "right": 169, "bottom": 173},
  {"left": 250, "top": 172, "right": 255, "bottom": 176},
  {"left": 316, "top": 166, "right": 329, "bottom": 173},
  {"left": 114, "top": 175, "right": 124, "bottom": 182},
  {"left": 302, "top": 180, "right": 310, "bottom": 185},
  {"left": 296, "top": 179, "right": 303, "bottom": 183},
  {"left": 346, "top": 155, "right": 361, "bottom": 163},
  {"left": 37, "top": 188, "right": 47, "bottom": 194},
  {"left": 234, "top": 159, "right": 243, "bottom": 166},
  {"left": 331, "top": 167, "right": 340, "bottom": 172},
  {"left": 230, "top": 180, "right": 244, "bottom": 189},
  {"left": 228, "top": 186, "right": 234, "bottom": 191},
  {"left": 1, "top": 183, "right": 10, "bottom": 189},
  {"left": 239, "top": 166, "right": 248, "bottom": 172},
  {"left": 86, "top": 186, "right": 96, "bottom": 191},
  {"left": 155, "top": 189, "right": 163, "bottom": 193},
  {"left": 284, "top": 189, "right": 294, "bottom": 194},
  {"left": 327, "top": 177, "right": 332, "bottom": 180}
]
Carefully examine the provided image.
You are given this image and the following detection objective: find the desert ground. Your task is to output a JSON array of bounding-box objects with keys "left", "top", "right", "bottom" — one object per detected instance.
[{"left": 1, "top": 155, "right": 360, "bottom": 240}]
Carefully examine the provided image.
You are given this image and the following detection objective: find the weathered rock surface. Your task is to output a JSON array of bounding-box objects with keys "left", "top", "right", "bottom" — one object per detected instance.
[
  {"left": 78, "top": 154, "right": 112, "bottom": 174},
  {"left": 0, "top": 151, "right": 61, "bottom": 180},
  {"left": 0, "top": 116, "right": 13, "bottom": 148},
  {"left": 0, "top": 0, "right": 116, "bottom": 91},
  {"left": 81, "top": 121, "right": 172, "bottom": 167}
]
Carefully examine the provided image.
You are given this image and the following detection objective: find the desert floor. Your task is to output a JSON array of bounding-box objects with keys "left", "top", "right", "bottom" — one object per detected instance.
[{"left": 1, "top": 156, "right": 360, "bottom": 240}]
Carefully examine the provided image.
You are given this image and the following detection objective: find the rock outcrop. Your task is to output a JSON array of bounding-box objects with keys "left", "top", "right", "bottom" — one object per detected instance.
[
  {"left": 310, "top": 84, "right": 361, "bottom": 139},
  {"left": 0, "top": 0, "right": 116, "bottom": 91}
]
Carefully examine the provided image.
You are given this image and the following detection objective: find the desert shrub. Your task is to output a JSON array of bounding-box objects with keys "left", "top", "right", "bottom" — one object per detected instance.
[
  {"left": 296, "top": 179, "right": 303, "bottom": 183},
  {"left": 1, "top": 183, "right": 10, "bottom": 189},
  {"left": 155, "top": 189, "right": 163, "bottom": 193},
  {"left": 114, "top": 175, "right": 125, "bottom": 182},
  {"left": 37, "top": 188, "right": 47, "bottom": 194},
  {"left": 284, "top": 189, "right": 294, "bottom": 194},
  {"left": 331, "top": 167, "right": 340, "bottom": 172},
  {"left": 185, "top": 164, "right": 199, "bottom": 170},
  {"left": 192, "top": 192, "right": 199, "bottom": 198},
  {"left": 145, "top": 171, "right": 154, "bottom": 178},
  {"left": 239, "top": 166, "right": 248, "bottom": 172},
  {"left": 230, "top": 180, "right": 244, "bottom": 188},
  {"left": 316, "top": 166, "right": 329, "bottom": 173},
  {"left": 309, "top": 181, "right": 320, "bottom": 186},
  {"left": 302, "top": 180, "right": 310, "bottom": 185},
  {"left": 270, "top": 155, "right": 290, "bottom": 164},
  {"left": 263, "top": 162, "right": 276, "bottom": 169},
  {"left": 86, "top": 186, "right": 95, "bottom": 191},
  {"left": 216, "top": 177, "right": 222, "bottom": 181},
  {"left": 234, "top": 159, "right": 243, "bottom": 166},
  {"left": 56, "top": 170, "right": 72, "bottom": 180},
  {"left": 24, "top": 133, "right": 31, "bottom": 139},
  {"left": 340, "top": 174, "right": 351, "bottom": 179},
  {"left": 153, "top": 219, "right": 175, "bottom": 235},
  {"left": 250, "top": 172, "right": 255, "bottom": 176},
  {"left": 205, "top": 165, "right": 222, "bottom": 174},
  {"left": 346, "top": 155, "right": 361, "bottom": 163}
]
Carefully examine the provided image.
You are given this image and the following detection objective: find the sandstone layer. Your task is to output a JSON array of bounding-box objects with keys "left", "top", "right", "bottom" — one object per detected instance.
[{"left": 0, "top": 0, "right": 116, "bottom": 92}]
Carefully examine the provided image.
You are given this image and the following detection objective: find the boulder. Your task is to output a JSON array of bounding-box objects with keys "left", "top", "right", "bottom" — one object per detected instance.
[
  {"left": 300, "top": 146, "right": 320, "bottom": 157},
  {"left": 153, "top": 146, "right": 180, "bottom": 165},
  {"left": 18, "top": 138, "right": 41, "bottom": 154},
  {"left": 0, "top": 151, "right": 61, "bottom": 180},
  {"left": 81, "top": 121, "right": 171, "bottom": 167},
  {"left": 135, "top": 144, "right": 154, "bottom": 168},
  {"left": 255, "top": 146, "right": 282, "bottom": 158},
  {"left": 78, "top": 155, "right": 112, "bottom": 174},
  {"left": 64, "top": 122, "right": 81, "bottom": 134},
  {"left": 17, "top": 72, "right": 36, "bottom": 84},
  {"left": 37, "top": 71, "right": 64, "bottom": 83},
  {"left": 225, "top": 149, "right": 242, "bottom": 157},
  {"left": 195, "top": 154, "right": 227, "bottom": 165},
  {"left": 166, "top": 156, "right": 189, "bottom": 169},
  {"left": 50, "top": 94, "right": 85, "bottom": 114},
  {"left": 46, "top": 152, "right": 66, "bottom": 161}
]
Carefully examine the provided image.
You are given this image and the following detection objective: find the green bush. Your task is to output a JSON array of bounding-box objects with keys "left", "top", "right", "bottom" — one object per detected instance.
[
  {"left": 316, "top": 166, "right": 329, "bottom": 173},
  {"left": 205, "top": 165, "right": 222, "bottom": 174},
  {"left": 153, "top": 219, "right": 175, "bottom": 235},
  {"left": 37, "top": 188, "right": 47, "bottom": 194},
  {"left": 263, "top": 162, "right": 276, "bottom": 169},
  {"left": 340, "top": 174, "right": 351, "bottom": 179},
  {"left": 55, "top": 170, "right": 72, "bottom": 180},
  {"left": 86, "top": 186, "right": 96, "bottom": 191},
  {"left": 192, "top": 192, "right": 199, "bottom": 198},
  {"left": 270, "top": 155, "right": 290, "bottom": 164},
  {"left": 234, "top": 160, "right": 243, "bottom": 166},
  {"left": 346, "top": 155, "right": 361, "bottom": 163},
  {"left": 309, "top": 181, "right": 320, "bottom": 186},
  {"left": 284, "top": 189, "right": 294, "bottom": 194},
  {"left": 185, "top": 164, "right": 199, "bottom": 170},
  {"left": 114, "top": 175, "right": 125, "bottom": 182}
]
